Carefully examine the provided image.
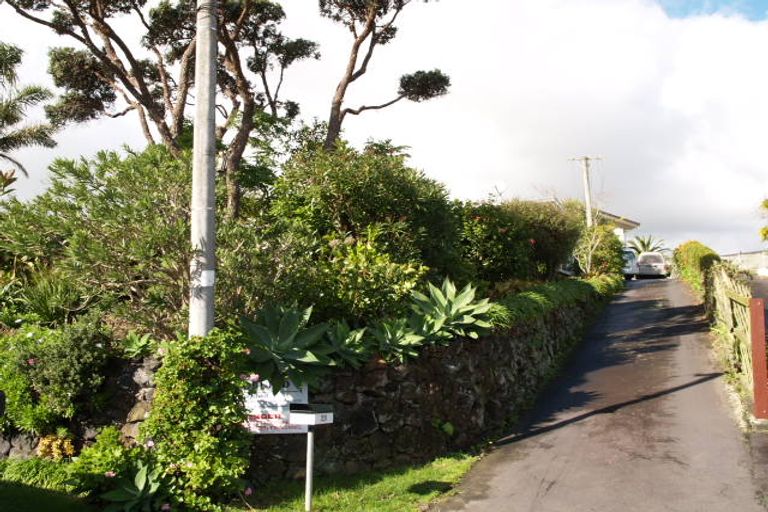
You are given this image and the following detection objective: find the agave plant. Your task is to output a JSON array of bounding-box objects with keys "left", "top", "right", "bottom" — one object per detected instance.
[
  {"left": 101, "top": 460, "right": 169, "bottom": 512},
  {"left": 240, "top": 305, "right": 332, "bottom": 390},
  {"left": 409, "top": 279, "right": 494, "bottom": 341},
  {"left": 325, "top": 320, "right": 370, "bottom": 368},
  {"left": 369, "top": 317, "right": 425, "bottom": 363}
]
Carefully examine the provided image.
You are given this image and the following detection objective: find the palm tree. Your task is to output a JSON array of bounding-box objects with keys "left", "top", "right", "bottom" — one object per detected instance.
[
  {"left": 0, "top": 42, "right": 56, "bottom": 179},
  {"left": 628, "top": 235, "right": 666, "bottom": 255}
]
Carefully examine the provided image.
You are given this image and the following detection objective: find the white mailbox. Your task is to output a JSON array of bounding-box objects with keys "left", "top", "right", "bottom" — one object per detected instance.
[{"left": 289, "top": 404, "right": 334, "bottom": 426}]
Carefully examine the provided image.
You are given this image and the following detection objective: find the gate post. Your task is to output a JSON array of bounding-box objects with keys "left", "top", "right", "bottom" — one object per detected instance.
[{"left": 750, "top": 298, "right": 768, "bottom": 419}]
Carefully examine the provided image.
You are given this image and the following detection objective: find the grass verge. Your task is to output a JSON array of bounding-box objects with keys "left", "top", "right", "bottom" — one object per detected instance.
[{"left": 229, "top": 454, "right": 478, "bottom": 512}]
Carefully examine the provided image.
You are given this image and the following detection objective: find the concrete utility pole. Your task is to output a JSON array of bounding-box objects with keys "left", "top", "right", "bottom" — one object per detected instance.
[
  {"left": 189, "top": 0, "right": 218, "bottom": 337},
  {"left": 570, "top": 156, "right": 601, "bottom": 228}
]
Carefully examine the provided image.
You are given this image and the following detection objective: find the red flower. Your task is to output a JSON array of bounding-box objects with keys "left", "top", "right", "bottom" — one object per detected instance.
[{"left": 529, "top": 239, "right": 536, "bottom": 246}]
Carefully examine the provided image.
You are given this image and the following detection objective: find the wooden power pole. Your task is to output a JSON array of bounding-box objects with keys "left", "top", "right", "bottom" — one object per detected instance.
[{"left": 570, "top": 156, "right": 601, "bottom": 228}]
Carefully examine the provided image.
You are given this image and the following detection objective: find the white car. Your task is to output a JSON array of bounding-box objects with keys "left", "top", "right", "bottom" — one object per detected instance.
[
  {"left": 622, "top": 250, "right": 638, "bottom": 279},
  {"left": 636, "top": 251, "right": 670, "bottom": 278}
]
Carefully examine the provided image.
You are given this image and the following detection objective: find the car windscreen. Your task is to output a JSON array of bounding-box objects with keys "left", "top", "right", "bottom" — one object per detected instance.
[{"left": 638, "top": 254, "right": 664, "bottom": 264}]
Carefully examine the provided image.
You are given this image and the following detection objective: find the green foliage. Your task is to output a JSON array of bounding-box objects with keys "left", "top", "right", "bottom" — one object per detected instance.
[
  {"left": 0, "top": 146, "right": 191, "bottom": 333},
  {"left": 0, "top": 42, "right": 56, "bottom": 176},
  {"left": 18, "top": 269, "right": 82, "bottom": 325},
  {"left": 674, "top": 241, "right": 721, "bottom": 295},
  {"left": 459, "top": 201, "right": 536, "bottom": 282},
  {"left": 101, "top": 460, "right": 170, "bottom": 512},
  {"left": 271, "top": 143, "right": 460, "bottom": 274},
  {"left": 761, "top": 199, "right": 767, "bottom": 241},
  {"left": 398, "top": 69, "right": 451, "bottom": 102},
  {"left": 409, "top": 279, "right": 493, "bottom": 342},
  {"left": 240, "top": 305, "right": 332, "bottom": 390},
  {"left": 627, "top": 235, "right": 667, "bottom": 254},
  {"left": 140, "top": 329, "right": 250, "bottom": 510},
  {"left": 573, "top": 225, "right": 625, "bottom": 277},
  {"left": 495, "top": 276, "right": 622, "bottom": 327},
  {"left": 69, "top": 426, "right": 138, "bottom": 495},
  {"left": 325, "top": 320, "right": 370, "bottom": 369},
  {"left": 368, "top": 318, "right": 425, "bottom": 363},
  {"left": 0, "top": 457, "right": 73, "bottom": 493},
  {"left": 501, "top": 200, "right": 583, "bottom": 278},
  {"left": 316, "top": 229, "right": 427, "bottom": 322},
  {"left": 121, "top": 331, "right": 156, "bottom": 360},
  {"left": 0, "top": 316, "right": 109, "bottom": 433}
]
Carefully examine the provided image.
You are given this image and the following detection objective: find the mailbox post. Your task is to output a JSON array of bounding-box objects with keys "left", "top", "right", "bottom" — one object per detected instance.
[{"left": 289, "top": 405, "right": 334, "bottom": 512}]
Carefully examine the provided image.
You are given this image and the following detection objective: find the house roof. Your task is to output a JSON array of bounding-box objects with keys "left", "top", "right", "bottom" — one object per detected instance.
[{"left": 598, "top": 210, "right": 640, "bottom": 230}]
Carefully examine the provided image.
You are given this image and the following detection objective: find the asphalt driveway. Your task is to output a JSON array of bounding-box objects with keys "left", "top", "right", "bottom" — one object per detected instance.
[{"left": 437, "top": 279, "right": 764, "bottom": 512}]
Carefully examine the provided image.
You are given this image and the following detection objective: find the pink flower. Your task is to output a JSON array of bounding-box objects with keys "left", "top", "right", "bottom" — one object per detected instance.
[
  {"left": 27, "top": 358, "right": 36, "bottom": 366},
  {"left": 248, "top": 373, "right": 260, "bottom": 383},
  {"left": 104, "top": 471, "right": 117, "bottom": 478},
  {"left": 161, "top": 504, "right": 171, "bottom": 511},
  {"left": 244, "top": 487, "right": 253, "bottom": 496},
  {"left": 145, "top": 439, "right": 155, "bottom": 448},
  {"left": 529, "top": 239, "right": 537, "bottom": 246}
]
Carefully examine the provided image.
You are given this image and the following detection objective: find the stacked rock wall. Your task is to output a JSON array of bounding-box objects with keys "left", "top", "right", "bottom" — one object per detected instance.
[{"left": 249, "top": 296, "right": 602, "bottom": 480}]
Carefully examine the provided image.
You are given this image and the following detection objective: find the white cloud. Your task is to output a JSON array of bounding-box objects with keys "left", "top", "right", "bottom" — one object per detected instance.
[{"left": 2, "top": 0, "right": 767, "bottom": 253}]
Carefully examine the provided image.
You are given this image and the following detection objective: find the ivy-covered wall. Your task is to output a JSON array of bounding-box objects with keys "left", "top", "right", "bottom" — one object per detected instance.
[{"left": 248, "top": 290, "right": 607, "bottom": 480}]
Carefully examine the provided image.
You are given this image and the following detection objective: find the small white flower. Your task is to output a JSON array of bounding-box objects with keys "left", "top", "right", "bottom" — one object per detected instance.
[{"left": 26, "top": 332, "right": 34, "bottom": 338}]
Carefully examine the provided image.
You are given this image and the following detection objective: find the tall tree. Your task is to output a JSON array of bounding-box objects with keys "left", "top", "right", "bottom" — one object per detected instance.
[
  {"left": 5, "top": 0, "right": 318, "bottom": 217},
  {"left": 320, "top": 0, "right": 450, "bottom": 149},
  {"left": 0, "top": 42, "right": 56, "bottom": 190},
  {"left": 628, "top": 235, "right": 666, "bottom": 255}
]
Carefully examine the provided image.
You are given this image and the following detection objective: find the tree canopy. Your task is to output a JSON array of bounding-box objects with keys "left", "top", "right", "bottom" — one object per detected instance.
[
  {"left": 321, "top": 0, "right": 450, "bottom": 148},
  {"left": 4, "top": 0, "right": 318, "bottom": 217}
]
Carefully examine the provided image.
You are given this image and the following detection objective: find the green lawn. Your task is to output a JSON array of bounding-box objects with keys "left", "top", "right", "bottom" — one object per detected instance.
[
  {"left": 0, "top": 480, "right": 96, "bottom": 512},
  {"left": 0, "top": 453, "right": 476, "bottom": 511},
  {"left": 229, "top": 454, "right": 478, "bottom": 512}
]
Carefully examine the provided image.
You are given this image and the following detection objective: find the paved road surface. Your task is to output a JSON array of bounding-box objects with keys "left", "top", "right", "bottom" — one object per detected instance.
[{"left": 437, "top": 279, "right": 764, "bottom": 512}]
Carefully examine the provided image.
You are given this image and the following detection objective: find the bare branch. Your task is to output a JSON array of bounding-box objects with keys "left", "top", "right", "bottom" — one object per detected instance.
[
  {"left": 106, "top": 105, "right": 136, "bottom": 118},
  {"left": 342, "top": 95, "right": 404, "bottom": 119}
]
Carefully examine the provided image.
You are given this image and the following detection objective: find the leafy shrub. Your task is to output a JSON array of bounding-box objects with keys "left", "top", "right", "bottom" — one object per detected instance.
[
  {"left": 69, "top": 426, "right": 138, "bottom": 494},
  {"left": 0, "top": 315, "right": 109, "bottom": 433},
  {"left": 458, "top": 201, "right": 536, "bottom": 283},
  {"left": 316, "top": 229, "right": 427, "bottom": 322},
  {"left": 140, "top": 329, "right": 250, "bottom": 510},
  {"left": 500, "top": 200, "right": 583, "bottom": 278},
  {"left": 674, "top": 241, "right": 720, "bottom": 295},
  {"left": 271, "top": 142, "right": 461, "bottom": 274},
  {"left": 573, "top": 225, "right": 625, "bottom": 276}
]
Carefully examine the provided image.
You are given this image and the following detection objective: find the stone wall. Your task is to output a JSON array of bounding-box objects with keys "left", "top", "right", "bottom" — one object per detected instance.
[{"left": 248, "top": 295, "right": 604, "bottom": 480}]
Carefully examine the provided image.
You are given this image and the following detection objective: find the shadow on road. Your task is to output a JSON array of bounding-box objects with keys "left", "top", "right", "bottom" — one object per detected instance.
[{"left": 495, "top": 372, "right": 723, "bottom": 447}]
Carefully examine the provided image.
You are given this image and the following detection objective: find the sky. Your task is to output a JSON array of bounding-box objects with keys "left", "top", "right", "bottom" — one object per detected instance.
[{"left": 1, "top": 0, "right": 767, "bottom": 254}]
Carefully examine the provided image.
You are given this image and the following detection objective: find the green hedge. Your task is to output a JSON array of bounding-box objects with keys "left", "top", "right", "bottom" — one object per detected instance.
[{"left": 673, "top": 241, "right": 720, "bottom": 295}]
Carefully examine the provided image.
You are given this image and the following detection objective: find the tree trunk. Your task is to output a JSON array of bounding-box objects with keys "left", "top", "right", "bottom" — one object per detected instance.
[{"left": 324, "top": 99, "right": 344, "bottom": 150}]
